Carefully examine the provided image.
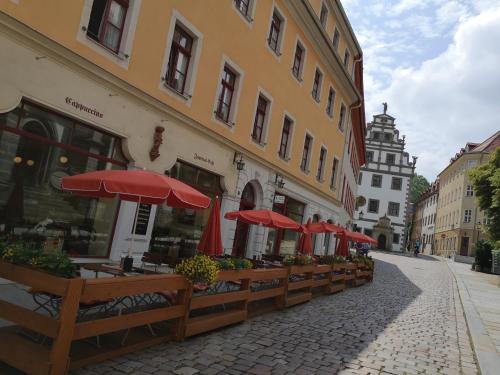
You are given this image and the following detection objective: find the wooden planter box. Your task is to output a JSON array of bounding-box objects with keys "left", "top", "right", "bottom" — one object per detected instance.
[
  {"left": 344, "top": 262, "right": 357, "bottom": 286},
  {"left": 0, "top": 259, "right": 190, "bottom": 374},
  {"left": 311, "top": 265, "right": 331, "bottom": 294},
  {"left": 328, "top": 263, "right": 346, "bottom": 294},
  {"left": 184, "top": 269, "right": 252, "bottom": 338},
  {"left": 284, "top": 265, "right": 314, "bottom": 307},
  {"left": 247, "top": 268, "right": 287, "bottom": 316}
]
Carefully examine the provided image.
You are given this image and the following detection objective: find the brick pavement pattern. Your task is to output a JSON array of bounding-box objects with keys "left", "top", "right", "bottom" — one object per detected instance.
[{"left": 74, "top": 252, "right": 478, "bottom": 375}]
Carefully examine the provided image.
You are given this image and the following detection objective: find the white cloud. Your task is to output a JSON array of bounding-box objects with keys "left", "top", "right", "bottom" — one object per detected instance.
[{"left": 366, "top": 7, "right": 500, "bottom": 180}]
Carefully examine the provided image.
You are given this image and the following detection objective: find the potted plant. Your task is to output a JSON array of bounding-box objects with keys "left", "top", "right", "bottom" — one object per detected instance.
[{"left": 175, "top": 255, "right": 219, "bottom": 290}]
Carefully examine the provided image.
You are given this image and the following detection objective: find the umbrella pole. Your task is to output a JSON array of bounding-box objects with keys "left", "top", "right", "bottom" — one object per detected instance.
[{"left": 129, "top": 196, "right": 142, "bottom": 257}]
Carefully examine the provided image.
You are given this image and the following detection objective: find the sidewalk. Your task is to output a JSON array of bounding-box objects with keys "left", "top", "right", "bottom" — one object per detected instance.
[{"left": 447, "top": 260, "right": 500, "bottom": 375}]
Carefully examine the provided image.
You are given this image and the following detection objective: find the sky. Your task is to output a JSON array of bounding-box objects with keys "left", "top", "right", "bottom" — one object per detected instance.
[{"left": 341, "top": 0, "right": 500, "bottom": 181}]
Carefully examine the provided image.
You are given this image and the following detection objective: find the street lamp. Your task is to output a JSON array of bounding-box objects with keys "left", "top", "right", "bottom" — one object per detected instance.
[
  {"left": 233, "top": 152, "right": 245, "bottom": 171},
  {"left": 274, "top": 173, "right": 285, "bottom": 189}
]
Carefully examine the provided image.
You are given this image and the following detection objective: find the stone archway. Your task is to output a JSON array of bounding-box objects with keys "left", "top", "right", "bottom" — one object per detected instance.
[
  {"left": 378, "top": 234, "right": 387, "bottom": 249},
  {"left": 372, "top": 215, "right": 394, "bottom": 251}
]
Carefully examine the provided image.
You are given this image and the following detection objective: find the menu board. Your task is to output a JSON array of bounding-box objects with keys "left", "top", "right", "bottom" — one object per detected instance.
[{"left": 132, "top": 204, "right": 152, "bottom": 235}]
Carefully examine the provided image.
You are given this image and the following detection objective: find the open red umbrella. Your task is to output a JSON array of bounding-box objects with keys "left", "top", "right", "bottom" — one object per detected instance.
[
  {"left": 197, "top": 197, "right": 223, "bottom": 256},
  {"left": 336, "top": 230, "right": 349, "bottom": 257},
  {"left": 61, "top": 169, "right": 210, "bottom": 208},
  {"left": 297, "top": 218, "right": 313, "bottom": 254},
  {"left": 62, "top": 169, "right": 211, "bottom": 257},
  {"left": 304, "top": 221, "right": 343, "bottom": 234},
  {"left": 224, "top": 209, "right": 302, "bottom": 231}
]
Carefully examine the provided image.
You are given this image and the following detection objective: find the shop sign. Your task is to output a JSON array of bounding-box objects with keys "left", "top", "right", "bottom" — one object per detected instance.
[
  {"left": 194, "top": 153, "right": 214, "bottom": 166},
  {"left": 65, "top": 97, "right": 103, "bottom": 119},
  {"left": 274, "top": 195, "right": 285, "bottom": 204}
]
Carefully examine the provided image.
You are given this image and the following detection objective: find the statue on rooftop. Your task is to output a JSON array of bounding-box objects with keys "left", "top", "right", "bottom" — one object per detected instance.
[{"left": 382, "top": 102, "right": 388, "bottom": 114}]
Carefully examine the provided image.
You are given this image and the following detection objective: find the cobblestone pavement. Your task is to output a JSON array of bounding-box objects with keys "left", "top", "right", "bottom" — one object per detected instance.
[{"left": 74, "top": 252, "right": 478, "bottom": 375}]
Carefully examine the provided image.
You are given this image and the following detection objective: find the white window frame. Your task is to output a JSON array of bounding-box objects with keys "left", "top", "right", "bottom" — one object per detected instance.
[
  {"left": 464, "top": 209, "right": 472, "bottom": 223},
  {"left": 332, "top": 27, "right": 340, "bottom": 52},
  {"left": 232, "top": 0, "right": 257, "bottom": 26},
  {"left": 388, "top": 202, "right": 400, "bottom": 217},
  {"left": 330, "top": 157, "right": 340, "bottom": 190},
  {"left": 337, "top": 102, "right": 346, "bottom": 131},
  {"left": 368, "top": 199, "right": 379, "bottom": 213},
  {"left": 266, "top": 3, "right": 287, "bottom": 59},
  {"left": 277, "top": 111, "right": 296, "bottom": 162},
  {"left": 317, "top": 145, "right": 328, "bottom": 182},
  {"left": 300, "top": 131, "right": 314, "bottom": 174},
  {"left": 319, "top": 2, "right": 328, "bottom": 28},
  {"left": 290, "top": 35, "right": 307, "bottom": 84},
  {"left": 466, "top": 185, "right": 473, "bottom": 197},
  {"left": 212, "top": 55, "right": 245, "bottom": 129},
  {"left": 250, "top": 87, "right": 273, "bottom": 149},
  {"left": 326, "top": 85, "right": 336, "bottom": 119},
  {"left": 77, "top": 0, "right": 142, "bottom": 69},
  {"left": 159, "top": 10, "right": 204, "bottom": 106},
  {"left": 343, "top": 48, "right": 350, "bottom": 69},
  {"left": 311, "top": 65, "right": 324, "bottom": 103}
]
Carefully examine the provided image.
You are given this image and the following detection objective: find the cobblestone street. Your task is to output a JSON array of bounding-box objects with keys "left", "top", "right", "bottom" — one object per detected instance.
[{"left": 74, "top": 252, "right": 478, "bottom": 375}]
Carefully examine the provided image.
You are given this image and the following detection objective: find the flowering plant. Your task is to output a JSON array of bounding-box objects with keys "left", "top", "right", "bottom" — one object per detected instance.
[
  {"left": 0, "top": 239, "right": 76, "bottom": 278},
  {"left": 175, "top": 255, "right": 219, "bottom": 286},
  {"left": 282, "top": 255, "right": 314, "bottom": 266},
  {"left": 318, "top": 255, "right": 346, "bottom": 265}
]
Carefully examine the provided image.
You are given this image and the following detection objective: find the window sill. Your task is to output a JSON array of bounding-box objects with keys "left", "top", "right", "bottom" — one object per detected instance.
[
  {"left": 278, "top": 155, "right": 291, "bottom": 162},
  {"left": 300, "top": 168, "right": 310, "bottom": 175},
  {"left": 239, "top": 11, "right": 254, "bottom": 23},
  {"left": 214, "top": 113, "right": 235, "bottom": 127},
  {"left": 162, "top": 82, "right": 192, "bottom": 101},
  {"left": 84, "top": 32, "right": 128, "bottom": 60},
  {"left": 317, "top": 177, "right": 325, "bottom": 183},
  {"left": 291, "top": 70, "right": 303, "bottom": 83},
  {"left": 266, "top": 42, "right": 282, "bottom": 58},
  {"left": 311, "top": 94, "right": 321, "bottom": 103},
  {"left": 251, "top": 138, "right": 267, "bottom": 148}
]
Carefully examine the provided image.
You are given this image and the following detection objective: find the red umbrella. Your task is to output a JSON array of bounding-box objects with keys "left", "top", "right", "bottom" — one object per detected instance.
[
  {"left": 61, "top": 169, "right": 210, "bottom": 208},
  {"left": 297, "top": 218, "right": 313, "bottom": 254},
  {"left": 197, "top": 197, "right": 223, "bottom": 256},
  {"left": 336, "top": 230, "right": 349, "bottom": 257},
  {"left": 62, "top": 169, "right": 211, "bottom": 257},
  {"left": 224, "top": 209, "right": 302, "bottom": 231},
  {"left": 304, "top": 221, "right": 343, "bottom": 234}
]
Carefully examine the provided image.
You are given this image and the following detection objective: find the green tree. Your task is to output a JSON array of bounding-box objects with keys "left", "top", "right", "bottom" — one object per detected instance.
[
  {"left": 409, "top": 174, "right": 430, "bottom": 203},
  {"left": 469, "top": 148, "right": 500, "bottom": 241}
]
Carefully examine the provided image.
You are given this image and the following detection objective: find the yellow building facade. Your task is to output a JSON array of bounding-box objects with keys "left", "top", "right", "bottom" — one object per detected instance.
[
  {"left": 0, "top": 0, "right": 365, "bottom": 261},
  {"left": 435, "top": 132, "right": 499, "bottom": 258}
]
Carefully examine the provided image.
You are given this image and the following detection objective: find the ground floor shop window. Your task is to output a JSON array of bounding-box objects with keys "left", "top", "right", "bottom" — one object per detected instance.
[
  {"left": 149, "top": 161, "right": 222, "bottom": 258},
  {"left": 0, "top": 100, "right": 127, "bottom": 257},
  {"left": 265, "top": 195, "right": 305, "bottom": 256}
]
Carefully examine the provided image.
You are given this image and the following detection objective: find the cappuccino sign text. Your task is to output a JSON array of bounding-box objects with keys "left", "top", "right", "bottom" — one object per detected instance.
[{"left": 194, "top": 153, "right": 214, "bottom": 166}]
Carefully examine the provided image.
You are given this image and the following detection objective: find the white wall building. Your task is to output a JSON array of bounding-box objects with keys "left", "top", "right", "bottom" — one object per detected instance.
[
  {"left": 353, "top": 107, "right": 416, "bottom": 252},
  {"left": 420, "top": 181, "right": 439, "bottom": 254}
]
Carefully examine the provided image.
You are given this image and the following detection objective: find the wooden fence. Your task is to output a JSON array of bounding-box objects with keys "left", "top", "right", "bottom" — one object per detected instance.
[{"left": 0, "top": 260, "right": 373, "bottom": 374}]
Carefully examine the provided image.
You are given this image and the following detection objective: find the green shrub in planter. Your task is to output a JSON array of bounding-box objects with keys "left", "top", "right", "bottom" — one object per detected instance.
[
  {"left": 1, "top": 240, "right": 76, "bottom": 278},
  {"left": 216, "top": 258, "right": 235, "bottom": 270},
  {"left": 233, "top": 258, "right": 253, "bottom": 270},
  {"left": 475, "top": 240, "right": 493, "bottom": 271},
  {"left": 319, "top": 255, "right": 346, "bottom": 265}
]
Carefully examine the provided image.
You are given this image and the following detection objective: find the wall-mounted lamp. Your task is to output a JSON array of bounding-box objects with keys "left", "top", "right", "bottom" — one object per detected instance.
[
  {"left": 233, "top": 152, "right": 245, "bottom": 171},
  {"left": 359, "top": 211, "right": 364, "bottom": 220},
  {"left": 274, "top": 173, "right": 285, "bottom": 189}
]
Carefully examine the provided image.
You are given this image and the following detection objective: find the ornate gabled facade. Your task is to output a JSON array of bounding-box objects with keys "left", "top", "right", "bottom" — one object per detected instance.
[{"left": 354, "top": 105, "right": 416, "bottom": 252}]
